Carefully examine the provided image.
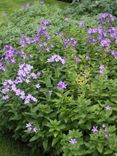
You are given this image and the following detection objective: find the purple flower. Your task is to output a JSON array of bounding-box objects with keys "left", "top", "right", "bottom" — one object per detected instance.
[
  {"left": 0, "top": 62, "right": 5, "bottom": 71},
  {"left": 41, "top": 20, "right": 49, "bottom": 26},
  {"left": 97, "top": 13, "right": 115, "bottom": 26},
  {"left": 92, "top": 126, "right": 98, "bottom": 133},
  {"left": 88, "top": 28, "right": 97, "bottom": 34},
  {"left": 26, "top": 123, "right": 32, "bottom": 128},
  {"left": 79, "top": 20, "right": 85, "bottom": 27},
  {"left": 105, "top": 105, "right": 111, "bottom": 110},
  {"left": 24, "top": 94, "right": 37, "bottom": 104},
  {"left": 64, "top": 38, "right": 77, "bottom": 48},
  {"left": 57, "top": 81, "right": 67, "bottom": 90},
  {"left": 99, "top": 65, "right": 105, "bottom": 75},
  {"left": 111, "top": 50, "right": 117, "bottom": 60},
  {"left": 47, "top": 55, "right": 66, "bottom": 64},
  {"left": 20, "top": 35, "right": 31, "bottom": 47},
  {"left": 69, "top": 139, "right": 77, "bottom": 144},
  {"left": 74, "top": 57, "right": 80, "bottom": 63},
  {"left": 100, "top": 38, "right": 111, "bottom": 47}
]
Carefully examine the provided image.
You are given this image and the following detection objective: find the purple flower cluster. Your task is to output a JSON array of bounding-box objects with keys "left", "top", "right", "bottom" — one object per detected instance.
[
  {"left": 64, "top": 38, "right": 77, "bottom": 48},
  {"left": 69, "top": 138, "right": 77, "bottom": 144},
  {"left": 20, "top": 35, "right": 31, "bottom": 47},
  {"left": 97, "top": 13, "right": 115, "bottom": 26},
  {"left": 74, "top": 57, "right": 80, "bottom": 63},
  {"left": 57, "top": 81, "right": 67, "bottom": 90},
  {"left": 111, "top": 50, "right": 117, "bottom": 59},
  {"left": 87, "top": 13, "right": 117, "bottom": 60},
  {"left": 20, "top": 21, "right": 51, "bottom": 50},
  {"left": 4, "top": 45, "right": 27, "bottom": 63},
  {"left": 24, "top": 94, "right": 37, "bottom": 104},
  {"left": 100, "top": 38, "right": 111, "bottom": 47},
  {"left": 0, "top": 45, "right": 27, "bottom": 72},
  {"left": 39, "top": 42, "right": 54, "bottom": 52},
  {"left": 105, "top": 105, "right": 111, "bottom": 110},
  {"left": 47, "top": 55, "right": 66, "bottom": 64},
  {"left": 99, "top": 65, "right": 105, "bottom": 75},
  {"left": 0, "top": 61, "right": 5, "bottom": 71},
  {"left": 25, "top": 123, "right": 38, "bottom": 133},
  {"left": 92, "top": 125, "right": 109, "bottom": 138},
  {"left": 1, "top": 63, "right": 40, "bottom": 104},
  {"left": 34, "top": 26, "right": 50, "bottom": 43}
]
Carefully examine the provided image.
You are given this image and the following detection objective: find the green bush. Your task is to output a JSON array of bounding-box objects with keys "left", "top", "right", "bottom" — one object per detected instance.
[
  {"left": 64, "top": 0, "right": 117, "bottom": 18},
  {"left": 0, "top": 2, "right": 117, "bottom": 156}
]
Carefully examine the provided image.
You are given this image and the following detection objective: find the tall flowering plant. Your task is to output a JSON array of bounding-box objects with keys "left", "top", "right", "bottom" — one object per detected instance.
[{"left": 0, "top": 9, "right": 117, "bottom": 156}]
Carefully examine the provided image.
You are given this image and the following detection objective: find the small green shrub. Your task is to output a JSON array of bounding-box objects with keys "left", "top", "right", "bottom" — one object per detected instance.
[{"left": 0, "top": 2, "right": 117, "bottom": 156}]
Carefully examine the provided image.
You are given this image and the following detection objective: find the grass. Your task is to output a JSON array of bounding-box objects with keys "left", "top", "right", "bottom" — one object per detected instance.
[{"left": 0, "top": 134, "right": 34, "bottom": 156}]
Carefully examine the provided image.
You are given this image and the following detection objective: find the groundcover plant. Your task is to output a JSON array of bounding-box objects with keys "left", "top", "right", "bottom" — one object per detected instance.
[{"left": 0, "top": 3, "right": 117, "bottom": 156}]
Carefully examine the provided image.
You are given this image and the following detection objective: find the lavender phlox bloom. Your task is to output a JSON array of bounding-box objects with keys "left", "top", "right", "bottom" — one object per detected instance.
[
  {"left": 97, "top": 13, "right": 115, "bottom": 25},
  {"left": 105, "top": 105, "right": 111, "bottom": 110},
  {"left": 79, "top": 20, "right": 85, "bottom": 27},
  {"left": 20, "top": 35, "right": 31, "bottom": 47},
  {"left": 32, "top": 127, "right": 38, "bottom": 133},
  {"left": 37, "top": 71, "right": 42, "bottom": 77},
  {"left": 4, "top": 45, "right": 27, "bottom": 64},
  {"left": 0, "top": 62, "right": 5, "bottom": 71},
  {"left": 36, "top": 27, "right": 50, "bottom": 40},
  {"left": 92, "top": 126, "right": 98, "bottom": 133},
  {"left": 99, "top": 65, "right": 105, "bottom": 75},
  {"left": 64, "top": 38, "right": 77, "bottom": 48},
  {"left": 25, "top": 123, "right": 32, "bottom": 132},
  {"left": 47, "top": 55, "right": 66, "bottom": 64},
  {"left": 41, "top": 20, "right": 49, "bottom": 26},
  {"left": 88, "top": 28, "right": 98, "bottom": 34},
  {"left": 111, "top": 50, "right": 117, "bottom": 60},
  {"left": 57, "top": 81, "right": 67, "bottom": 90},
  {"left": 100, "top": 38, "right": 111, "bottom": 47},
  {"left": 25, "top": 123, "right": 38, "bottom": 133},
  {"left": 17, "top": 63, "right": 33, "bottom": 83},
  {"left": 4, "top": 45, "right": 16, "bottom": 63},
  {"left": 24, "top": 94, "right": 37, "bottom": 104},
  {"left": 26, "top": 123, "right": 32, "bottom": 128},
  {"left": 69, "top": 138, "right": 77, "bottom": 144},
  {"left": 30, "top": 73, "right": 38, "bottom": 79},
  {"left": 74, "top": 57, "right": 80, "bottom": 63}
]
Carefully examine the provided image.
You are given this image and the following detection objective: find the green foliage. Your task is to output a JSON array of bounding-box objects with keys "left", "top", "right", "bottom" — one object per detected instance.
[
  {"left": 0, "top": 2, "right": 117, "bottom": 156},
  {"left": 64, "top": 0, "right": 117, "bottom": 18}
]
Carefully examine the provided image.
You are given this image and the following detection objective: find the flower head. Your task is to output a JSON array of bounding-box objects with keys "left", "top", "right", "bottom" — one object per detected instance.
[
  {"left": 105, "top": 105, "right": 111, "bottom": 110},
  {"left": 92, "top": 126, "right": 98, "bottom": 133},
  {"left": 69, "top": 138, "right": 77, "bottom": 144},
  {"left": 57, "top": 81, "right": 67, "bottom": 90}
]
